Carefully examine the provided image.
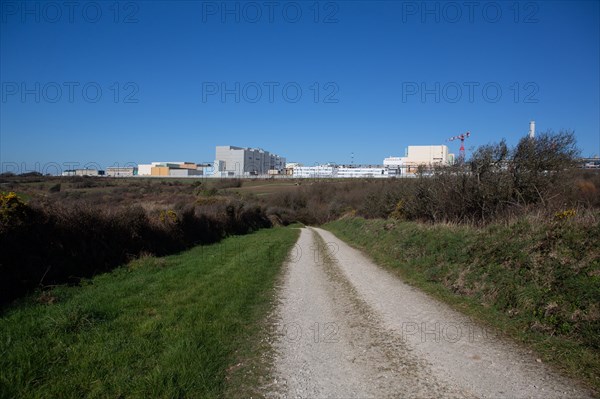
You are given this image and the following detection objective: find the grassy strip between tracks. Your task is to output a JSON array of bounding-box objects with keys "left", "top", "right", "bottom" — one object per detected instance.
[
  {"left": 0, "top": 226, "right": 300, "bottom": 398},
  {"left": 324, "top": 217, "right": 600, "bottom": 394}
]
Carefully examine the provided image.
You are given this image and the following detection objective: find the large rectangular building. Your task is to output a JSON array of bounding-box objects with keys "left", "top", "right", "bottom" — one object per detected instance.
[
  {"left": 290, "top": 164, "right": 389, "bottom": 178},
  {"left": 336, "top": 166, "right": 387, "bottom": 178},
  {"left": 106, "top": 167, "right": 137, "bottom": 177},
  {"left": 292, "top": 165, "right": 336, "bottom": 178},
  {"left": 62, "top": 169, "right": 103, "bottom": 177},
  {"left": 137, "top": 162, "right": 210, "bottom": 177},
  {"left": 215, "top": 146, "right": 286, "bottom": 177},
  {"left": 406, "top": 145, "right": 450, "bottom": 165},
  {"left": 384, "top": 145, "right": 453, "bottom": 175}
]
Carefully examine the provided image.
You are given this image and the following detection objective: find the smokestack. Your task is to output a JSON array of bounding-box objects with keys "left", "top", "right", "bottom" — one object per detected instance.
[{"left": 529, "top": 120, "right": 535, "bottom": 139}]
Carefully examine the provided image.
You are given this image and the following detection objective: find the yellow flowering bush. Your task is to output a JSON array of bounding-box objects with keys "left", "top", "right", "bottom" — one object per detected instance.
[
  {"left": 390, "top": 200, "right": 406, "bottom": 220},
  {"left": 159, "top": 209, "right": 179, "bottom": 224},
  {"left": 554, "top": 209, "right": 576, "bottom": 220},
  {"left": 0, "top": 192, "right": 28, "bottom": 225}
]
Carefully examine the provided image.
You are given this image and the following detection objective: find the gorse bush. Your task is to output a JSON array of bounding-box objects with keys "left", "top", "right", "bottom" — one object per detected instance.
[{"left": 0, "top": 192, "right": 29, "bottom": 226}]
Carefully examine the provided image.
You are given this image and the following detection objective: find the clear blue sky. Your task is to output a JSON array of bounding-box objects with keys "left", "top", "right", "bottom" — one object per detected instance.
[{"left": 1, "top": 0, "right": 599, "bottom": 172}]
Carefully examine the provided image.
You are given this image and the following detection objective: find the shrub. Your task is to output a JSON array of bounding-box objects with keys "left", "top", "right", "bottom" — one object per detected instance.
[
  {"left": 0, "top": 192, "right": 30, "bottom": 227},
  {"left": 394, "top": 131, "right": 583, "bottom": 224},
  {"left": 511, "top": 130, "right": 580, "bottom": 206},
  {"left": 0, "top": 198, "right": 272, "bottom": 306}
]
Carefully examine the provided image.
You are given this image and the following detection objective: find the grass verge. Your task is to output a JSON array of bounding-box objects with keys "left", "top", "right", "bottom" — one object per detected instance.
[
  {"left": 0, "top": 226, "right": 299, "bottom": 398},
  {"left": 324, "top": 217, "right": 600, "bottom": 394}
]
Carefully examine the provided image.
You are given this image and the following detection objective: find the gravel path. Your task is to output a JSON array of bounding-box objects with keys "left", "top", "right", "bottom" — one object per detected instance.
[{"left": 266, "top": 227, "right": 594, "bottom": 399}]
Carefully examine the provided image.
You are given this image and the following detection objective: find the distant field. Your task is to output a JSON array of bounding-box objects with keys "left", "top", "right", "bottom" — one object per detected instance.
[
  {"left": 224, "top": 181, "right": 301, "bottom": 196},
  {"left": 0, "top": 226, "right": 299, "bottom": 398},
  {"left": 0, "top": 176, "right": 312, "bottom": 205}
]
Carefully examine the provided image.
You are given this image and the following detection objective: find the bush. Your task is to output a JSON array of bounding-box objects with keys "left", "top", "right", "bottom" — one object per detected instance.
[
  {"left": 252, "top": 131, "right": 588, "bottom": 225},
  {"left": 511, "top": 130, "right": 580, "bottom": 205},
  {"left": 397, "top": 131, "right": 583, "bottom": 223},
  {"left": 0, "top": 198, "right": 272, "bottom": 306},
  {"left": 0, "top": 192, "right": 30, "bottom": 227}
]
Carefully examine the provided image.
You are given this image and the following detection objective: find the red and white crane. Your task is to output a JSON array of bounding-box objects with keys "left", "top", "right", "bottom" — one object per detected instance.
[{"left": 447, "top": 131, "right": 471, "bottom": 163}]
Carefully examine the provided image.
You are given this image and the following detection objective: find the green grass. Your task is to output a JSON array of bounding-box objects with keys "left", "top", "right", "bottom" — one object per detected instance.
[
  {"left": 0, "top": 226, "right": 299, "bottom": 398},
  {"left": 324, "top": 217, "right": 600, "bottom": 394}
]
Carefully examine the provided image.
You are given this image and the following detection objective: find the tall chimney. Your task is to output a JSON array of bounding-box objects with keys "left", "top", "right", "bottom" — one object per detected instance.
[{"left": 529, "top": 120, "right": 535, "bottom": 139}]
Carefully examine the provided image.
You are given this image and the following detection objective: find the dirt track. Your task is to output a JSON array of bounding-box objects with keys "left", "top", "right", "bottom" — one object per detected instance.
[{"left": 266, "top": 227, "right": 593, "bottom": 398}]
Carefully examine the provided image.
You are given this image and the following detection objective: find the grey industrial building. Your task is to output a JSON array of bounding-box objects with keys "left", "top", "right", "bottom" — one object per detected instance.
[{"left": 214, "top": 146, "right": 286, "bottom": 177}]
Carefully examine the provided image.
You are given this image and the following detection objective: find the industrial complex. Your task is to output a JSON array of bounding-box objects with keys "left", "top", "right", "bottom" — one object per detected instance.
[
  {"left": 58, "top": 121, "right": 599, "bottom": 178},
  {"left": 62, "top": 144, "right": 454, "bottom": 179}
]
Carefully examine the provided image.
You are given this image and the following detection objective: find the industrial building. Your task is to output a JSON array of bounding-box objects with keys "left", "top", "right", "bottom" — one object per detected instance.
[
  {"left": 289, "top": 145, "right": 455, "bottom": 178},
  {"left": 214, "top": 146, "right": 286, "bottom": 177},
  {"left": 288, "top": 164, "right": 389, "bottom": 178},
  {"left": 337, "top": 166, "right": 387, "bottom": 178},
  {"left": 62, "top": 169, "right": 104, "bottom": 177},
  {"left": 291, "top": 165, "right": 337, "bottom": 178},
  {"left": 106, "top": 167, "right": 137, "bottom": 177},
  {"left": 383, "top": 157, "right": 405, "bottom": 176},
  {"left": 137, "top": 162, "right": 212, "bottom": 177},
  {"left": 383, "top": 145, "right": 453, "bottom": 175}
]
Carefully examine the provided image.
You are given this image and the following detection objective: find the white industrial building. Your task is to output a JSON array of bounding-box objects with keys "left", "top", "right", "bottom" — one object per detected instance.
[
  {"left": 106, "top": 167, "right": 137, "bottom": 177},
  {"left": 288, "top": 164, "right": 389, "bottom": 178},
  {"left": 384, "top": 145, "right": 453, "bottom": 175},
  {"left": 287, "top": 145, "right": 454, "bottom": 179},
  {"left": 137, "top": 164, "right": 153, "bottom": 176},
  {"left": 405, "top": 145, "right": 450, "bottom": 165},
  {"left": 383, "top": 157, "right": 405, "bottom": 176},
  {"left": 62, "top": 169, "right": 104, "bottom": 177},
  {"left": 291, "top": 165, "right": 337, "bottom": 178},
  {"left": 214, "top": 146, "right": 286, "bottom": 177},
  {"left": 337, "top": 166, "right": 387, "bottom": 178}
]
